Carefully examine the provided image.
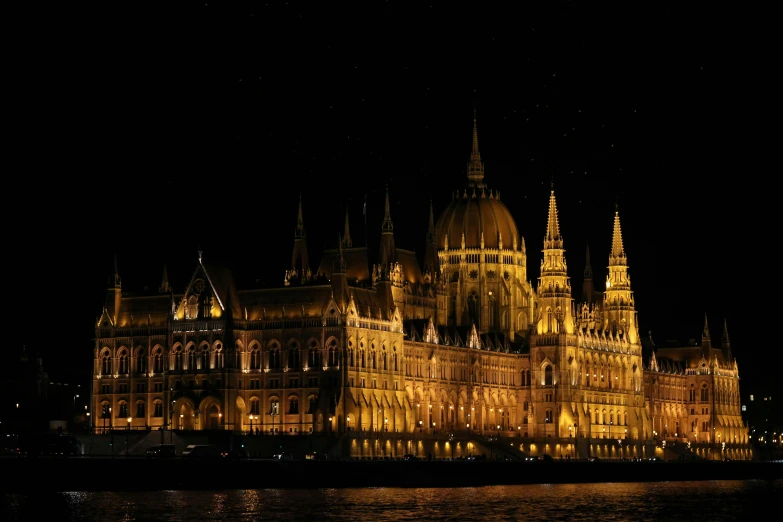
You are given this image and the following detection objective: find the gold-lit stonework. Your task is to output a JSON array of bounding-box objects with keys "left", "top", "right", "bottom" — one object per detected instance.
[{"left": 92, "top": 118, "right": 750, "bottom": 461}]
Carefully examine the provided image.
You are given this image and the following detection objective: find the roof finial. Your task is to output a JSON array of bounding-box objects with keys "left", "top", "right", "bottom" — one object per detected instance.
[
  {"left": 467, "top": 110, "right": 485, "bottom": 186},
  {"left": 382, "top": 185, "right": 393, "bottom": 232},
  {"left": 295, "top": 194, "right": 306, "bottom": 239},
  {"left": 342, "top": 207, "right": 352, "bottom": 248}
]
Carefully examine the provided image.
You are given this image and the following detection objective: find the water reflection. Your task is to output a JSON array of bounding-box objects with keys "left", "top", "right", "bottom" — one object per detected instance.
[{"left": 4, "top": 480, "right": 781, "bottom": 521}]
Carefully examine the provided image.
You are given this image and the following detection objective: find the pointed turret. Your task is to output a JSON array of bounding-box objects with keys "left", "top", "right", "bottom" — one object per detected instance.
[
  {"left": 536, "top": 185, "right": 573, "bottom": 335},
  {"left": 295, "top": 195, "right": 305, "bottom": 240},
  {"left": 603, "top": 204, "right": 637, "bottom": 343},
  {"left": 382, "top": 185, "right": 393, "bottom": 233},
  {"left": 582, "top": 242, "right": 595, "bottom": 305},
  {"left": 466, "top": 110, "right": 485, "bottom": 187},
  {"left": 721, "top": 318, "right": 732, "bottom": 361},
  {"left": 378, "top": 185, "right": 396, "bottom": 272},
  {"left": 342, "top": 208, "right": 352, "bottom": 248},
  {"left": 423, "top": 199, "right": 439, "bottom": 275},
  {"left": 105, "top": 255, "right": 122, "bottom": 326},
  {"left": 702, "top": 313, "right": 712, "bottom": 354},
  {"left": 290, "top": 195, "right": 311, "bottom": 283},
  {"left": 331, "top": 235, "right": 348, "bottom": 312},
  {"left": 159, "top": 264, "right": 171, "bottom": 294},
  {"left": 111, "top": 254, "right": 121, "bottom": 289}
]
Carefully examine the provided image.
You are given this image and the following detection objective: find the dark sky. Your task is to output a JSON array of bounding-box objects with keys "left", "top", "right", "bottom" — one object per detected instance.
[{"left": 10, "top": 3, "right": 773, "bottom": 394}]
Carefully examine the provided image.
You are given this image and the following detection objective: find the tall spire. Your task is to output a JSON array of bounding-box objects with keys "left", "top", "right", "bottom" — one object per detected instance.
[
  {"left": 424, "top": 199, "right": 439, "bottom": 275},
  {"left": 290, "top": 196, "right": 310, "bottom": 279},
  {"left": 159, "top": 264, "right": 170, "bottom": 293},
  {"left": 295, "top": 194, "right": 305, "bottom": 239},
  {"left": 334, "top": 234, "right": 346, "bottom": 274},
  {"left": 702, "top": 313, "right": 712, "bottom": 353},
  {"left": 610, "top": 202, "right": 626, "bottom": 261},
  {"left": 722, "top": 318, "right": 732, "bottom": 361},
  {"left": 603, "top": 204, "right": 637, "bottom": 343},
  {"left": 582, "top": 242, "right": 595, "bottom": 305},
  {"left": 703, "top": 313, "right": 711, "bottom": 339},
  {"left": 342, "top": 208, "right": 352, "bottom": 248},
  {"left": 466, "top": 110, "right": 485, "bottom": 186},
  {"left": 111, "top": 254, "right": 121, "bottom": 288},
  {"left": 536, "top": 185, "right": 572, "bottom": 334},
  {"left": 544, "top": 185, "right": 562, "bottom": 248},
  {"left": 382, "top": 185, "right": 393, "bottom": 232}
]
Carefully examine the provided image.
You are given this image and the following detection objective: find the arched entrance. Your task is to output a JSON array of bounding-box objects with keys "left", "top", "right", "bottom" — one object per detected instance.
[
  {"left": 178, "top": 402, "right": 195, "bottom": 430},
  {"left": 208, "top": 404, "right": 220, "bottom": 430}
]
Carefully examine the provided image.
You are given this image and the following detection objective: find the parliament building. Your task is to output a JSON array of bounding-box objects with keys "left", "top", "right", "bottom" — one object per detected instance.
[{"left": 91, "top": 120, "right": 751, "bottom": 460}]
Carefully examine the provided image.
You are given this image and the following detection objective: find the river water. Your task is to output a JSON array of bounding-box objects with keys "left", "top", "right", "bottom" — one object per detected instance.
[{"left": 4, "top": 480, "right": 781, "bottom": 521}]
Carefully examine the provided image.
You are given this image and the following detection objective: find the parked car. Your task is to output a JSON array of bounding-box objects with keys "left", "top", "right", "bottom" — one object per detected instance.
[
  {"left": 182, "top": 444, "right": 221, "bottom": 459},
  {"left": 272, "top": 452, "right": 294, "bottom": 460},
  {"left": 146, "top": 444, "right": 176, "bottom": 458}
]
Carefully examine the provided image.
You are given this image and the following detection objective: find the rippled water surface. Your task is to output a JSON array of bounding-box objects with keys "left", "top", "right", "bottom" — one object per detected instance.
[{"left": 4, "top": 480, "right": 781, "bottom": 521}]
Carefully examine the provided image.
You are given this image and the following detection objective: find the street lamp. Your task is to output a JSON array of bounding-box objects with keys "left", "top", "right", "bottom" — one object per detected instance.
[
  {"left": 329, "top": 416, "right": 333, "bottom": 434},
  {"left": 419, "top": 420, "right": 423, "bottom": 434},
  {"left": 384, "top": 418, "right": 388, "bottom": 432},
  {"left": 180, "top": 413, "right": 184, "bottom": 430},
  {"left": 126, "top": 417, "right": 132, "bottom": 456},
  {"left": 249, "top": 414, "right": 254, "bottom": 435},
  {"left": 347, "top": 415, "right": 351, "bottom": 431},
  {"left": 219, "top": 413, "right": 222, "bottom": 429}
]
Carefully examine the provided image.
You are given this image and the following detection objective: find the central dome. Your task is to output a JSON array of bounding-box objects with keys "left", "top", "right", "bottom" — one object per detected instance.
[
  {"left": 435, "top": 189, "right": 519, "bottom": 250},
  {"left": 434, "top": 116, "right": 520, "bottom": 251}
]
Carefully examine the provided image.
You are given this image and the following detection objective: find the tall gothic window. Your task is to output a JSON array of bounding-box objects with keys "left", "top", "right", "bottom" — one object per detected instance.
[
  {"left": 136, "top": 350, "right": 146, "bottom": 374},
  {"left": 102, "top": 353, "right": 112, "bottom": 375},
  {"left": 250, "top": 347, "right": 261, "bottom": 370},
  {"left": 118, "top": 350, "right": 129, "bottom": 374}
]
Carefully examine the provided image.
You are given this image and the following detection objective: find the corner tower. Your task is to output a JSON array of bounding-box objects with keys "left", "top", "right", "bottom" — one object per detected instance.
[
  {"left": 603, "top": 204, "right": 638, "bottom": 344},
  {"left": 535, "top": 185, "right": 574, "bottom": 335}
]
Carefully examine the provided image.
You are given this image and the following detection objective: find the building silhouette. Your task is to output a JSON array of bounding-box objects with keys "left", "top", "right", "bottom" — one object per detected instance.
[{"left": 90, "top": 118, "right": 750, "bottom": 460}]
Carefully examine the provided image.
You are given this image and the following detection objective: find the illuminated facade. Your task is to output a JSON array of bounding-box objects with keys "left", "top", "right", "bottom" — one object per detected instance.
[{"left": 91, "top": 119, "right": 750, "bottom": 460}]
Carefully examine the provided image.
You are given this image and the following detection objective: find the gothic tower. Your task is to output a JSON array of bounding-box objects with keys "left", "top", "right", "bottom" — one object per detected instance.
[
  {"left": 603, "top": 205, "right": 638, "bottom": 344},
  {"left": 289, "top": 195, "right": 311, "bottom": 283}
]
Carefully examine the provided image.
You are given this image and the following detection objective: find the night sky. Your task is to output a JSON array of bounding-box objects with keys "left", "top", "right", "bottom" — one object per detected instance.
[{"left": 11, "top": 4, "right": 771, "bottom": 395}]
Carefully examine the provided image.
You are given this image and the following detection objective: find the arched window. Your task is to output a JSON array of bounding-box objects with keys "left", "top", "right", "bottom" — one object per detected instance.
[
  {"left": 173, "top": 346, "right": 183, "bottom": 371},
  {"left": 101, "top": 353, "right": 112, "bottom": 375},
  {"left": 153, "top": 348, "right": 164, "bottom": 373},
  {"left": 250, "top": 347, "right": 261, "bottom": 370},
  {"left": 308, "top": 396, "right": 317, "bottom": 414},
  {"left": 199, "top": 347, "right": 209, "bottom": 370},
  {"left": 700, "top": 384, "right": 709, "bottom": 402},
  {"left": 327, "top": 338, "right": 339, "bottom": 366},
  {"left": 249, "top": 398, "right": 260, "bottom": 415},
  {"left": 187, "top": 347, "right": 196, "bottom": 370},
  {"left": 545, "top": 409, "right": 553, "bottom": 423},
  {"left": 153, "top": 401, "right": 163, "bottom": 418},
  {"left": 544, "top": 365, "right": 553, "bottom": 386},
  {"left": 269, "top": 345, "right": 281, "bottom": 369},
  {"left": 136, "top": 349, "right": 146, "bottom": 374},
  {"left": 270, "top": 399, "right": 280, "bottom": 416},
  {"left": 309, "top": 347, "right": 320, "bottom": 368},
  {"left": 118, "top": 349, "right": 129, "bottom": 374},
  {"left": 136, "top": 401, "right": 145, "bottom": 418},
  {"left": 289, "top": 345, "right": 301, "bottom": 370},
  {"left": 214, "top": 346, "right": 224, "bottom": 369},
  {"left": 118, "top": 402, "right": 129, "bottom": 418},
  {"left": 288, "top": 397, "right": 299, "bottom": 414}
]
